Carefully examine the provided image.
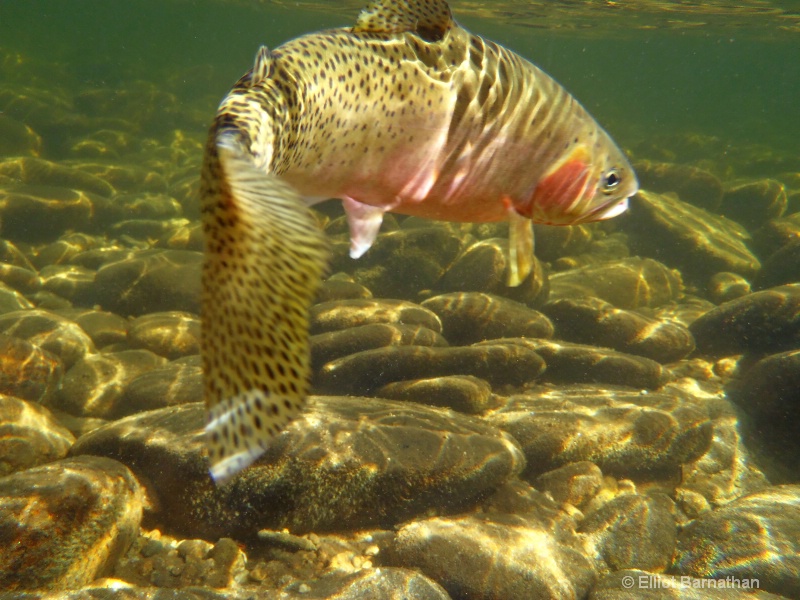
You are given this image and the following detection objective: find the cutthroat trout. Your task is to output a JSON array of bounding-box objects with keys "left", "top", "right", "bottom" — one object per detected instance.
[{"left": 201, "top": 0, "right": 638, "bottom": 483}]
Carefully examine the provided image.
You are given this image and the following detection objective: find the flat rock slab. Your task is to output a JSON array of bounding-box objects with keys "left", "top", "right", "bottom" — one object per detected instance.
[
  {"left": 690, "top": 284, "right": 800, "bottom": 355},
  {"left": 487, "top": 384, "right": 713, "bottom": 481},
  {"left": 70, "top": 398, "right": 524, "bottom": 539},
  {"left": 548, "top": 257, "right": 683, "bottom": 310},
  {"left": 386, "top": 512, "right": 595, "bottom": 600},
  {"left": 0, "top": 455, "right": 143, "bottom": 592},
  {"left": 311, "top": 323, "right": 446, "bottom": 372},
  {"left": 310, "top": 299, "right": 441, "bottom": 335},
  {"left": 316, "top": 344, "right": 546, "bottom": 395},
  {"left": 542, "top": 296, "right": 695, "bottom": 363},
  {"left": 421, "top": 292, "right": 554, "bottom": 345},
  {"left": 624, "top": 190, "right": 761, "bottom": 281},
  {"left": 482, "top": 338, "right": 669, "bottom": 390},
  {"left": 672, "top": 485, "right": 800, "bottom": 599}
]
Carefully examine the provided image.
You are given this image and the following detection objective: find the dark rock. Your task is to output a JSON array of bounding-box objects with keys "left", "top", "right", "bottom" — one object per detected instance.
[
  {"left": 672, "top": 485, "right": 800, "bottom": 599},
  {"left": 549, "top": 257, "right": 683, "bottom": 310},
  {"left": 690, "top": 284, "right": 800, "bottom": 355},
  {"left": 437, "top": 238, "right": 549, "bottom": 306},
  {"left": 311, "top": 323, "right": 446, "bottom": 372},
  {"left": 727, "top": 350, "right": 800, "bottom": 480},
  {"left": 128, "top": 312, "right": 200, "bottom": 360},
  {"left": 0, "top": 185, "right": 99, "bottom": 243},
  {"left": 579, "top": 493, "right": 677, "bottom": 572},
  {"left": 542, "top": 296, "right": 695, "bottom": 363},
  {"left": 92, "top": 249, "right": 202, "bottom": 316},
  {"left": 348, "top": 226, "right": 465, "bottom": 299},
  {"left": 0, "top": 157, "right": 115, "bottom": 197},
  {"left": 70, "top": 398, "right": 524, "bottom": 539},
  {"left": 552, "top": 231, "right": 631, "bottom": 272},
  {"left": 0, "top": 114, "right": 41, "bottom": 157},
  {"left": 0, "top": 280, "right": 36, "bottom": 314},
  {"left": 39, "top": 264, "right": 96, "bottom": 303},
  {"left": 0, "top": 396, "right": 74, "bottom": 476},
  {"left": 721, "top": 179, "right": 787, "bottom": 230},
  {"left": 754, "top": 238, "right": 800, "bottom": 290},
  {"left": 110, "top": 218, "right": 190, "bottom": 242},
  {"left": 652, "top": 296, "right": 717, "bottom": 329},
  {"left": 385, "top": 511, "right": 595, "bottom": 600},
  {"left": 120, "top": 358, "right": 203, "bottom": 416},
  {"left": 315, "top": 276, "right": 372, "bottom": 303},
  {"left": 0, "top": 309, "right": 95, "bottom": 368},
  {"left": 752, "top": 211, "right": 800, "bottom": 259},
  {"left": 55, "top": 350, "right": 167, "bottom": 418},
  {"left": 532, "top": 223, "right": 594, "bottom": 262},
  {"left": 0, "top": 455, "right": 143, "bottom": 591},
  {"left": 534, "top": 461, "right": 603, "bottom": 509},
  {"left": 0, "top": 263, "right": 41, "bottom": 295},
  {"left": 421, "top": 292, "right": 554, "bottom": 345},
  {"left": 633, "top": 160, "right": 724, "bottom": 211},
  {"left": 316, "top": 344, "right": 546, "bottom": 395},
  {"left": 54, "top": 308, "right": 130, "bottom": 348},
  {"left": 624, "top": 190, "right": 761, "bottom": 282},
  {"left": 376, "top": 375, "right": 498, "bottom": 414},
  {"left": 487, "top": 384, "right": 713, "bottom": 481},
  {"left": 310, "top": 299, "right": 441, "bottom": 335},
  {"left": 707, "top": 271, "right": 751, "bottom": 303},
  {"left": 76, "top": 162, "right": 169, "bottom": 194},
  {"left": 0, "top": 333, "right": 62, "bottom": 402},
  {"left": 486, "top": 338, "right": 669, "bottom": 389}
]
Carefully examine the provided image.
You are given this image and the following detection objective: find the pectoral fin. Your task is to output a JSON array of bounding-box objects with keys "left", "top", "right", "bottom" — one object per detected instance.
[
  {"left": 342, "top": 196, "right": 385, "bottom": 259},
  {"left": 506, "top": 204, "right": 535, "bottom": 287}
]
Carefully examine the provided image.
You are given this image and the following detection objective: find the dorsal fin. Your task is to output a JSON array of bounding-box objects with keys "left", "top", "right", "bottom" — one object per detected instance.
[
  {"left": 353, "top": 0, "right": 453, "bottom": 42},
  {"left": 250, "top": 45, "right": 273, "bottom": 86}
]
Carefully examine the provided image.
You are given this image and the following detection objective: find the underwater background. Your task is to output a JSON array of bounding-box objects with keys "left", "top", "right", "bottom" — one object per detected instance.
[{"left": 0, "top": 1, "right": 799, "bottom": 598}]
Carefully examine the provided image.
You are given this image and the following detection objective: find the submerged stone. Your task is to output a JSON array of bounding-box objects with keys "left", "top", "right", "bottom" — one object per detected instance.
[
  {"left": 633, "top": 160, "right": 724, "bottom": 211},
  {"left": 0, "top": 395, "right": 74, "bottom": 476},
  {"left": 0, "top": 333, "right": 62, "bottom": 403},
  {"left": 55, "top": 350, "right": 167, "bottom": 419},
  {"left": 421, "top": 292, "right": 554, "bottom": 345},
  {"left": 549, "top": 256, "right": 683, "bottom": 310},
  {"left": 91, "top": 249, "right": 202, "bottom": 317},
  {"left": 484, "top": 338, "right": 669, "bottom": 390},
  {"left": 311, "top": 323, "right": 446, "bottom": 372},
  {"left": 0, "top": 156, "right": 115, "bottom": 197},
  {"left": 624, "top": 190, "right": 760, "bottom": 282},
  {"left": 672, "top": 485, "right": 800, "bottom": 599},
  {"left": 0, "top": 309, "right": 95, "bottom": 368},
  {"left": 721, "top": 178, "right": 787, "bottom": 229},
  {"left": 120, "top": 357, "right": 203, "bottom": 416},
  {"left": 437, "top": 237, "right": 549, "bottom": 306},
  {"left": 310, "top": 299, "right": 441, "bottom": 335},
  {"left": 70, "top": 398, "right": 524, "bottom": 539},
  {"left": 689, "top": 284, "right": 800, "bottom": 355},
  {"left": 542, "top": 296, "right": 695, "bottom": 363},
  {"left": 579, "top": 492, "right": 677, "bottom": 572},
  {"left": 128, "top": 311, "right": 201, "bottom": 360},
  {"left": 707, "top": 271, "right": 751, "bottom": 303},
  {"left": 754, "top": 238, "right": 800, "bottom": 290},
  {"left": 533, "top": 461, "right": 603, "bottom": 509},
  {"left": 487, "top": 384, "right": 713, "bottom": 481},
  {"left": 0, "top": 185, "right": 99, "bottom": 243},
  {"left": 0, "top": 455, "right": 143, "bottom": 592},
  {"left": 386, "top": 511, "right": 595, "bottom": 600},
  {"left": 316, "top": 344, "right": 546, "bottom": 395},
  {"left": 376, "top": 375, "right": 497, "bottom": 414}
]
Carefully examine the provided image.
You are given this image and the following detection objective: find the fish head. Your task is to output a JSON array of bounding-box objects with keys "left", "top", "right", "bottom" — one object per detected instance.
[{"left": 519, "top": 129, "right": 638, "bottom": 226}]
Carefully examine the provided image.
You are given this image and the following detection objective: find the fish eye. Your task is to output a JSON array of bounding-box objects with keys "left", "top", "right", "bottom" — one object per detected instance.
[{"left": 602, "top": 168, "right": 621, "bottom": 193}]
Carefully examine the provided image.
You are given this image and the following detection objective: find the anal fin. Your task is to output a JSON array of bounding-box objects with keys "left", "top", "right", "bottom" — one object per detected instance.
[{"left": 506, "top": 204, "right": 535, "bottom": 287}]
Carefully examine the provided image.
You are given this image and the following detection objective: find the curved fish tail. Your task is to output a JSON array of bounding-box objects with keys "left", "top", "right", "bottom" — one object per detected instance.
[{"left": 200, "top": 127, "right": 327, "bottom": 484}]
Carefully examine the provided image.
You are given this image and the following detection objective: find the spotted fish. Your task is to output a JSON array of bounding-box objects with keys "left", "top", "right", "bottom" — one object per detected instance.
[{"left": 201, "top": 0, "right": 638, "bottom": 483}]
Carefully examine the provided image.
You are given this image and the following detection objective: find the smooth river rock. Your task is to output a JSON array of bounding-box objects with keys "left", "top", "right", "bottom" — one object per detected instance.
[{"left": 70, "top": 398, "right": 524, "bottom": 540}]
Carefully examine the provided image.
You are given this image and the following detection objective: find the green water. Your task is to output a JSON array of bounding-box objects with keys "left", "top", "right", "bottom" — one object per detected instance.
[{"left": 2, "top": 0, "right": 798, "bottom": 158}]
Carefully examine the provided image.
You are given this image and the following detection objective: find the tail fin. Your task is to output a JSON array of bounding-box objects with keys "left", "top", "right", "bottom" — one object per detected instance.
[{"left": 200, "top": 132, "right": 327, "bottom": 484}]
